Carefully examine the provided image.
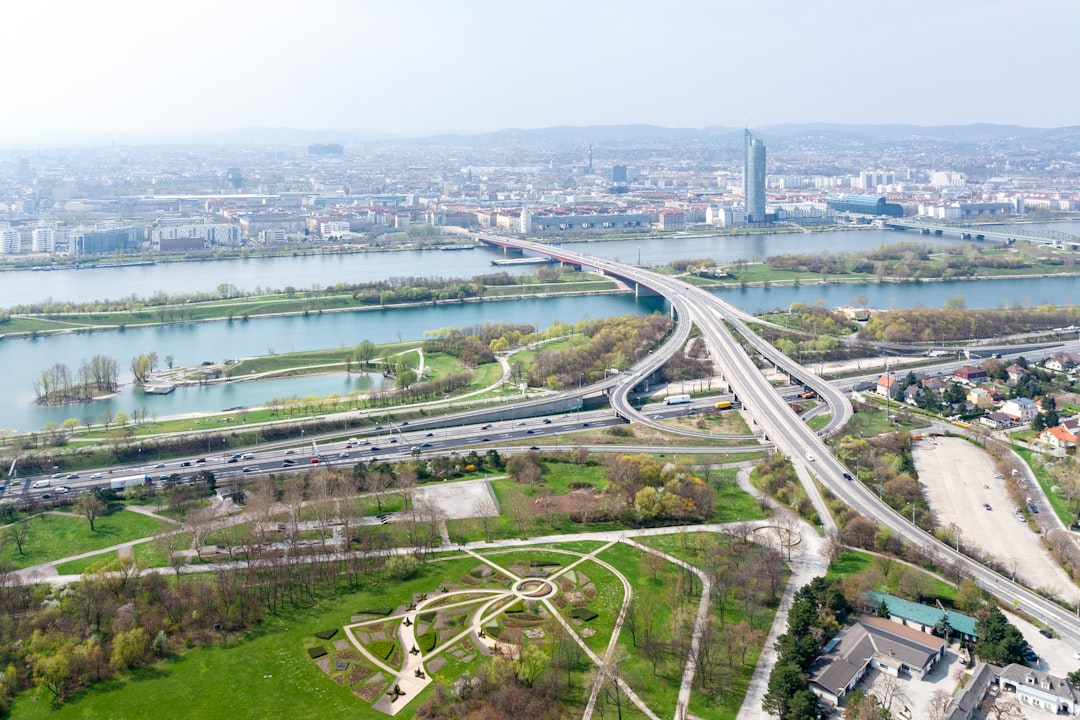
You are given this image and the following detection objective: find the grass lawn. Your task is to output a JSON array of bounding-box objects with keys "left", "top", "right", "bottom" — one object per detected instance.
[
  {"left": 0, "top": 508, "right": 168, "bottom": 570},
  {"left": 1012, "top": 445, "right": 1072, "bottom": 526},
  {"left": 827, "top": 549, "right": 958, "bottom": 605},
  {"left": 12, "top": 557, "right": 485, "bottom": 720}
]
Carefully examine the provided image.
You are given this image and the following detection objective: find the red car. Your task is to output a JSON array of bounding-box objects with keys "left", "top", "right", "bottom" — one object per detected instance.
[{"left": 310, "top": 457, "right": 321, "bottom": 464}]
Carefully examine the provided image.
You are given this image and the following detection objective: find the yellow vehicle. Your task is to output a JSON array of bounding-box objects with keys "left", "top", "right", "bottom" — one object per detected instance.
[{"left": 714, "top": 401, "right": 732, "bottom": 410}]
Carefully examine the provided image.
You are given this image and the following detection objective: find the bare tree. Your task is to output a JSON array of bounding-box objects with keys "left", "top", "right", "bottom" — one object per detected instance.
[
  {"left": 472, "top": 494, "right": 500, "bottom": 542},
  {"left": 75, "top": 494, "right": 106, "bottom": 532},
  {"left": 4, "top": 521, "right": 30, "bottom": 555},
  {"left": 820, "top": 528, "right": 842, "bottom": 563},
  {"left": 505, "top": 487, "right": 534, "bottom": 538},
  {"left": 926, "top": 688, "right": 953, "bottom": 720}
]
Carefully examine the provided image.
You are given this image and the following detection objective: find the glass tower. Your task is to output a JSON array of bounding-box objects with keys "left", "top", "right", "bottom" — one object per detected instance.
[{"left": 744, "top": 129, "right": 766, "bottom": 223}]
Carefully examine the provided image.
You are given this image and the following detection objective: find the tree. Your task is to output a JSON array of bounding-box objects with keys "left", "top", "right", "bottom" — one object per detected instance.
[
  {"left": 762, "top": 662, "right": 807, "bottom": 718},
  {"left": 4, "top": 522, "right": 29, "bottom": 555},
  {"left": 974, "top": 607, "right": 1028, "bottom": 665},
  {"left": 75, "top": 494, "right": 106, "bottom": 532},
  {"left": 110, "top": 627, "right": 149, "bottom": 671}
]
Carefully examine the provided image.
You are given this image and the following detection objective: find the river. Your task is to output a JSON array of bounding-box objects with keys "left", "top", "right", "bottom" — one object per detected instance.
[{"left": 2, "top": 225, "right": 1078, "bottom": 431}]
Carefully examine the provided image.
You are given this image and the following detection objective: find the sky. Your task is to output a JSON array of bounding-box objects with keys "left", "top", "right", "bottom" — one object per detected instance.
[{"left": 2, "top": 0, "right": 1078, "bottom": 143}]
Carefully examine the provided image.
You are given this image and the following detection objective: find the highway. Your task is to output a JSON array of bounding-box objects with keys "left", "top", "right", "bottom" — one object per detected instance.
[{"left": 481, "top": 233, "right": 1080, "bottom": 644}]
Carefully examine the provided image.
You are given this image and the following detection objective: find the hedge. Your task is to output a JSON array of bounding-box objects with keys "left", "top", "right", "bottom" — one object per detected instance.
[
  {"left": 314, "top": 628, "right": 339, "bottom": 640},
  {"left": 571, "top": 608, "right": 598, "bottom": 622},
  {"left": 358, "top": 607, "right": 394, "bottom": 616},
  {"left": 307, "top": 646, "right": 328, "bottom": 659},
  {"left": 418, "top": 630, "right": 437, "bottom": 653},
  {"left": 370, "top": 640, "right": 396, "bottom": 661}
]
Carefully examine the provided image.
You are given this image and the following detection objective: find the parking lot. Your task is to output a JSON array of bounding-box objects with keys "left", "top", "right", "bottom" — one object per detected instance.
[{"left": 913, "top": 436, "right": 1074, "bottom": 598}]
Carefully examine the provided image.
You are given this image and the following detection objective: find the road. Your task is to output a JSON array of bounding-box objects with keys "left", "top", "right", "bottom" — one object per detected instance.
[{"left": 482, "top": 233, "right": 1080, "bottom": 646}]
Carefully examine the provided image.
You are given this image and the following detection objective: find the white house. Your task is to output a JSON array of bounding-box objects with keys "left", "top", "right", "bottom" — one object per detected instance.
[
  {"left": 1001, "top": 397, "right": 1038, "bottom": 424},
  {"left": 999, "top": 663, "right": 1080, "bottom": 715}
]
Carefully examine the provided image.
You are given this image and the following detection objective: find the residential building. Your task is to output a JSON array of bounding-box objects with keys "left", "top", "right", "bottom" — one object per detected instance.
[
  {"left": 658, "top": 209, "right": 685, "bottom": 231},
  {"left": 998, "top": 663, "right": 1080, "bottom": 715},
  {"left": 744, "top": 129, "right": 766, "bottom": 223},
  {"left": 967, "top": 387, "right": 993, "bottom": 408},
  {"left": 1001, "top": 397, "right": 1038, "bottom": 423},
  {"left": 981, "top": 412, "right": 1017, "bottom": 430},
  {"left": 1045, "top": 353, "right": 1080, "bottom": 373},
  {"left": 808, "top": 616, "right": 946, "bottom": 706},
  {"left": 953, "top": 366, "right": 988, "bottom": 384},
  {"left": 1040, "top": 425, "right": 1078, "bottom": 450},
  {"left": 876, "top": 374, "right": 896, "bottom": 397}
]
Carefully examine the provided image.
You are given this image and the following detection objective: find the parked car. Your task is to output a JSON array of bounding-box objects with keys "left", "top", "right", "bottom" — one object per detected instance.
[{"left": 1040, "top": 628, "right": 1054, "bottom": 639}]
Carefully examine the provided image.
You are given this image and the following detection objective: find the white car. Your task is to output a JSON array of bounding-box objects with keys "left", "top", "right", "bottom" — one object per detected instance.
[
  {"left": 805, "top": 452, "right": 815, "bottom": 462},
  {"left": 91, "top": 472, "right": 102, "bottom": 479}
]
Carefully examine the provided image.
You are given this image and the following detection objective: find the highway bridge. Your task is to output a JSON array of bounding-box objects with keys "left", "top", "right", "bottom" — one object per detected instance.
[
  {"left": 883, "top": 218, "right": 1080, "bottom": 248},
  {"left": 478, "top": 232, "right": 1080, "bottom": 646}
]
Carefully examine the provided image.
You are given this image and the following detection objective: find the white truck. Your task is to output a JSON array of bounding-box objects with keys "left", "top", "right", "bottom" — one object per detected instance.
[
  {"left": 110, "top": 474, "right": 152, "bottom": 491},
  {"left": 665, "top": 394, "right": 692, "bottom": 405}
]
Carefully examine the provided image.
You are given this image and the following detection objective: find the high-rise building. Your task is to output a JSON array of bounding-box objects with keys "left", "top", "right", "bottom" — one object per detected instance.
[{"left": 743, "top": 129, "right": 766, "bottom": 223}]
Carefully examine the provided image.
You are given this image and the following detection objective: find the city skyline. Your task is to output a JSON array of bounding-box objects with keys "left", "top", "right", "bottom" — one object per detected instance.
[{"left": 2, "top": 0, "right": 1078, "bottom": 144}]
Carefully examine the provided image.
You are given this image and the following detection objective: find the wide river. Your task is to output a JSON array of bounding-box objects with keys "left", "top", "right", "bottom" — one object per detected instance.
[{"left": 2, "top": 225, "right": 1078, "bottom": 431}]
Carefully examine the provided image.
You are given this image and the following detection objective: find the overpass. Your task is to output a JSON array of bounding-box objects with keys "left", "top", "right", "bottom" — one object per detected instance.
[
  {"left": 883, "top": 218, "right": 1080, "bottom": 248},
  {"left": 479, "top": 232, "right": 1080, "bottom": 646}
]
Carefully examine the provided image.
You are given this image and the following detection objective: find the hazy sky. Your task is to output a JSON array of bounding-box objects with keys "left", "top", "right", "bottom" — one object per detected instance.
[{"left": 2, "top": 0, "right": 1077, "bottom": 142}]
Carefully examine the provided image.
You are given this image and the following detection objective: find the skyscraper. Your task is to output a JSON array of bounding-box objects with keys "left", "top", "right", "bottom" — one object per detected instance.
[{"left": 744, "top": 129, "right": 766, "bottom": 223}]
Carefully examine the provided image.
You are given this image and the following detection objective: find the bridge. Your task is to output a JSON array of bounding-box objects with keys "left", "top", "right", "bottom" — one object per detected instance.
[
  {"left": 883, "top": 218, "right": 1080, "bottom": 248},
  {"left": 478, "top": 231, "right": 1080, "bottom": 647}
]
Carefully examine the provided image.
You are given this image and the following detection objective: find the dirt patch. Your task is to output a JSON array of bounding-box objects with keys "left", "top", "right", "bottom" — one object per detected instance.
[
  {"left": 316, "top": 657, "right": 332, "bottom": 675},
  {"left": 427, "top": 656, "right": 447, "bottom": 673}
]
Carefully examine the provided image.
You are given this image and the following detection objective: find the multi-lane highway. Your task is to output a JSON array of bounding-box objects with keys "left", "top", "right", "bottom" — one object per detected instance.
[{"left": 482, "top": 234, "right": 1080, "bottom": 644}]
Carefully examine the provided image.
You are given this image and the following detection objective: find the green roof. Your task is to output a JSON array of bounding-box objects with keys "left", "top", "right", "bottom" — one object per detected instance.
[{"left": 867, "top": 591, "right": 978, "bottom": 639}]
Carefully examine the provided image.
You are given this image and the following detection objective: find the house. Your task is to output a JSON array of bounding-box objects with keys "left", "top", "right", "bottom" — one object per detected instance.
[
  {"left": 1006, "top": 364, "right": 1029, "bottom": 385},
  {"left": 903, "top": 385, "right": 924, "bottom": 404},
  {"left": 980, "top": 412, "right": 1016, "bottom": 430},
  {"left": 1044, "top": 352, "right": 1080, "bottom": 373},
  {"left": 966, "top": 387, "right": 993, "bottom": 408},
  {"left": 954, "top": 366, "right": 988, "bottom": 384},
  {"left": 1001, "top": 397, "right": 1038, "bottom": 423},
  {"left": 866, "top": 591, "right": 979, "bottom": 644},
  {"left": 922, "top": 377, "right": 949, "bottom": 393},
  {"left": 1040, "top": 425, "right": 1078, "bottom": 449},
  {"left": 808, "top": 616, "right": 946, "bottom": 706},
  {"left": 999, "top": 663, "right": 1080, "bottom": 715},
  {"left": 876, "top": 374, "right": 897, "bottom": 397}
]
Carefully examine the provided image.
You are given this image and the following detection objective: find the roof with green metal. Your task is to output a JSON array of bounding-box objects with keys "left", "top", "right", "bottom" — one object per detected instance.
[{"left": 867, "top": 591, "right": 978, "bottom": 639}]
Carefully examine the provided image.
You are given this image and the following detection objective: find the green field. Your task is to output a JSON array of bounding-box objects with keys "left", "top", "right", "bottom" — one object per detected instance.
[{"left": 0, "top": 508, "right": 168, "bottom": 570}]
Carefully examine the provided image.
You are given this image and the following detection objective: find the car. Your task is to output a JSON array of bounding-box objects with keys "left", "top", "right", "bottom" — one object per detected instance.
[
  {"left": 984, "top": 503, "right": 992, "bottom": 510},
  {"left": 282, "top": 459, "right": 296, "bottom": 467},
  {"left": 195, "top": 458, "right": 207, "bottom": 464},
  {"left": 805, "top": 453, "right": 815, "bottom": 462},
  {"left": 241, "top": 453, "right": 255, "bottom": 460},
  {"left": 389, "top": 437, "right": 397, "bottom": 444},
  {"left": 542, "top": 418, "right": 552, "bottom": 424},
  {"left": 339, "top": 452, "right": 350, "bottom": 458},
  {"left": 482, "top": 438, "right": 490, "bottom": 442},
  {"left": 1017, "top": 514, "right": 1027, "bottom": 523},
  {"left": 529, "top": 446, "right": 540, "bottom": 450},
  {"left": 1030, "top": 504, "right": 1039, "bottom": 514},
  {"left": 842, "top": 472, "right": 853, "bottom": 481},
  {"left": 421, "top": 443, "right": 432, "bottom": 448},
  {"left": 425, "top": 432, "right": 434, "bottom": 437},
  {"left": 40, "top": 493, "right": 52, "bottom": 500},
  {"left": 1039, "top": 628, "right": 1054, "bottom": 639},
  {"left": 90, "top": 472, "right": 103, "bottom": 479},
  {"left": 310, "top": 457, "right": 321, "bottom": 464},
  {"left": 180, "top": 461, "right": 192, "bottom": 467},
  {"left": 526, "top": 429, "right": 534, "bottom": 434},
  {"left": 344, "top": 443, "right": 354, "bottom": 449},
  {"left": 227, "top": 457, "right": 239, "bottom": 463},
  {"left": 158, "top": 475, "right": 170, "bottom": 482},
  {"left": 154, "top": 463, "right": 166, "bottom": 468},
  {"left": 66, "top": 473, "right": 79, "bottom": 479},
  {"left": 517, "top": 422, "right": 526, "bottom": 426},
  {"left": 369, "top": 447, "right": 380, "bottom": 452},
  {"left": 582, "top": 422, "right": 590, "bottom": 427},
  {"left": 57, "top": 486, "right": 71, "bottom": 494},
  {"left": 347, "top": 438, "right": 358, "bottom": 445},
  {"left": 51, "top": 472, "right": 63, "bottom": 479},
  {"left": 1073, "top": 650, "right": 1080, "bottom": 660},
  {"left": 482, "top": 424, "right": 491, "bottom": 430},
  {"left": 242, "top": 466, "right": 255, "bottom": 473},
  {"left": 285, "top": 449, "right": 296, "bottom": 455},
  {"left": 399, "top": 421, "right": 409, "bottom": 427},
  {"left": 374, "top": 425, "right": 382, "bottom": 431}
]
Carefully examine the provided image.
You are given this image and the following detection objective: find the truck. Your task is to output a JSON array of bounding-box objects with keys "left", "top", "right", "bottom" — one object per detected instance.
[
  {"left": 799, "top": 389, "right": 816, "bottom": 399},
  {"left": 713, "top": 401, "right": 732, "bottom": 410},
  {"left": 665, "top": 394, "right": 692, "bottom": 405},
  {"left": 110, "top": 474, "right": 152, "bottom": 491}
]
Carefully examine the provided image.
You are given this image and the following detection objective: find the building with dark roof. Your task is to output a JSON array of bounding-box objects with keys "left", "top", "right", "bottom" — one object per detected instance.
[{"left": 826, "top": 194, "right": 904, "bottom": 218}]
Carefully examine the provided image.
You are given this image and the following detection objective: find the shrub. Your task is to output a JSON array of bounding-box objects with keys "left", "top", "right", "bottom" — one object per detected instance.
[
  {"left": 358, "top": 607, "right": 394, "bottom": 616},
  {"left": 417, "top": 630, "right": 437, "bottom": 653},
  {"left": 314, "top": 629, "right": 339, "bottom": 640},
  {"left": 307, "top": 646, "right": 328, "bottom": 659},
  {"left": 370, "top": 640, "right": 396, "bottom": 661},
  {"left": 571, "top": 608, "right": 598, "bottom": 622},
  {"left": 504, "top": 600, "right": 524, "bottom": 614}
]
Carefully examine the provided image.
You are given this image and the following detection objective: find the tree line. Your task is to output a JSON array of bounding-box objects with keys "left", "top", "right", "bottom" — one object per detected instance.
[{"left": 31, "top": 355, "right": 119, "bottom": 405}]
